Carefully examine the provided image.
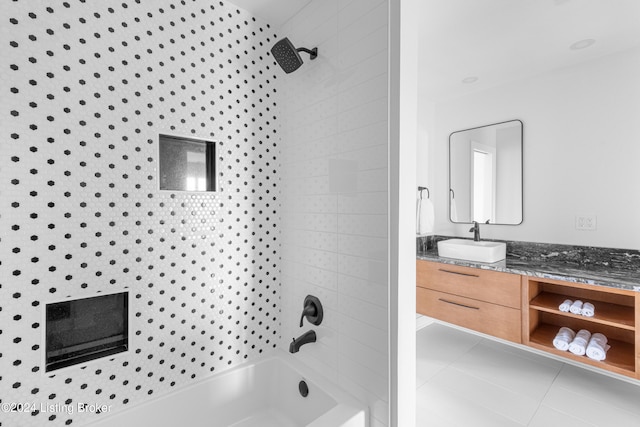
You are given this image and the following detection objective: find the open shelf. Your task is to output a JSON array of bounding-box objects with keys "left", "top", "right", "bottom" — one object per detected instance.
[
  {"left": 525, "top": 276, "right": 638, "bottom": 379},
  {"left": 529, "top": 323, "right": 635, "bottom": 376},
  {"left": 529, "top": 292, "right": 635, "bottom": 331}
]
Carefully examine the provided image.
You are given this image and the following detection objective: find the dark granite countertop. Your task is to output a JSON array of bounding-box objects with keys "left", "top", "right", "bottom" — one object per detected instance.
[{"left": 417, "top": 236, "right": 640, "bottom": 292}]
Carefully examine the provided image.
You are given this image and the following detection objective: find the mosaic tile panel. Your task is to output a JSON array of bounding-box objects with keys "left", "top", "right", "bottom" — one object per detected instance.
[{"left": 0, "top": 1, "right": 280, "bottom": 425}]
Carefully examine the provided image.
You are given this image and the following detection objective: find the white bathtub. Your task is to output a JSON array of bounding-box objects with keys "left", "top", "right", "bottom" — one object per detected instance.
[{"left": 89, "top": 350, "right": 367, "bottom": 427}]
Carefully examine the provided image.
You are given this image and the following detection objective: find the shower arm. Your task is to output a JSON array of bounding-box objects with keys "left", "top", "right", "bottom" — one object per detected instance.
[{"left": 296, "top": 47, "right": 318, "bottom": 60}]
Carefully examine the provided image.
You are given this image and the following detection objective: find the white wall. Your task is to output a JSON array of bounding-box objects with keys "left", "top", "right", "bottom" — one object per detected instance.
[
  {"left": 426, "top": 46, "right": 640, "bottom": 249},
  {"left": 416, "top": 101, "right": 435, "bottom": 194},
  {"left": 278, "top": 1, "right": 390, "bottom": 426}
]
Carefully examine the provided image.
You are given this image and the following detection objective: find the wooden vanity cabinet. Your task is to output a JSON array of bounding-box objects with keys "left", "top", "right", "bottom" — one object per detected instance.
[
  {"left": 417, "top": 259, "right": 640, "bottom": 380},
  {"left": 416, "top": 260, "right": 522, "bottom": 343}
]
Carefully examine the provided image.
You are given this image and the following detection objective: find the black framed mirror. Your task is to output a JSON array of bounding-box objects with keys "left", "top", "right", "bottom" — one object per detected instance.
[{"left": 449, "top": 120, "right": 523, "bottom": 225}]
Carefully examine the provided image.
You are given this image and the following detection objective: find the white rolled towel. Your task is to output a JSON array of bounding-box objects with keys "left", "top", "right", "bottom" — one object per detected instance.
[
  {"left": 569, "top": 300, "right": 584, "bottom": 315},
  {"left": 558, "top": 299, "right": 573, "bottom": 312},
  {"left": 552, "top": 327, "right": 576, "bottom": 351},
  {"left": 586, "top": 333, "right": 610, "bottom": 361},
  {"left": 581, "top": 302, "right": 595, "bottom": 317},
  {"left": 568, "top": 329, "right": 591, "bottom": 356}
]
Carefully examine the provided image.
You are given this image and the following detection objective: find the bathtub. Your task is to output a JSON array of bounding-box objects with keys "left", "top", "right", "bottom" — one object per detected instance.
[{"left": 89, "top": 350, "right": 368, "bottom": 427}]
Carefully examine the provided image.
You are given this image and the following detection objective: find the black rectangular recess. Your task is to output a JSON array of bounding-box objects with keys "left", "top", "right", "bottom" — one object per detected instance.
[
  {"left": 45, "top": 292, "right": 129, "bottom": 373},
  {"left": 159, "top": 134, "right": 217, "bottom": 192}
]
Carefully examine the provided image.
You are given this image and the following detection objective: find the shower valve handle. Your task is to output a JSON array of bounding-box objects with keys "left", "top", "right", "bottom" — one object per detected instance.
[
  {"left": 299, "top": 295, "right": 323, "bottom": 327},
  {"left": 299, "top": 304, "right": 317, "bottom": 327}
]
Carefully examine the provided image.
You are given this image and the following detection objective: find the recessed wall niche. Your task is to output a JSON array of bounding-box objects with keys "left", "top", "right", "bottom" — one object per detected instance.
[
  {"left": 45, "top": 292, "right": 129, "bottom": 373},
  {"left": 159, "top": 134, "right": 217, "bottom": 192}
]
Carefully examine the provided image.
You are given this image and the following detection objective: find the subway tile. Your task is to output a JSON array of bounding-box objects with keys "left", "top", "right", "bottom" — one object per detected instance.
[
  {"left": 338, "top": 0, "right": 386, "bottom": 31},
  {"left": 298, "top": 246, "right": 338, "bottom": 271},
  {"left": 338, "top": 191, "right": 388, "bottom": 215},
  {"left": 338, "top": 233, "right": 387, "bottom": 260},
  {"left": 337, "top": 293, "right": 387, "bottom": 331},
  {"left": 290, "top": 229, "right": 338, "bottom": 252},
  {"left": 339, "top": 334, "right": 388, "bottom": 374},
  {"left": 291, "top": 96, "right": 340, "bottom": 136},
  {"left": 298, "top": 263, "right": 339, "bottom": 291},
  {"left": 329, "top": 158, "right": 359, "bottom": 194},
  {"left": 305, "top": 15, "right": 339, "bottom": 46},
  {"left": 338, "top": 253, "right": 388, "bottom": 284},
  {"left": 334, "top": 120, "right": 388, "bottom": 153},
  {"left": 339, "top": 1, "right": 388, "bottom": 48},
  {"left": 298, "top": 212, "right": 338, "bottom": 233},
  {"left": 355, "top": 168, "right": 388, "bottom": 193},
  {"left": 338, "top": 97, "right": 388, "bottom": 133},
  {"left": 339, "top": 354, "right": 388, "bottom": 398},
  {"left": 297, "top": 175, "right": 330, "bottom": 195},
  {"left": 289, "top": 114, "right": 339, "bottom": 142},
  {"left": 297, "top": 194, "right": 339, "bottom": 213},
  {"left": 338, "top": 213, "right": 388, "bottom": 238},
  {"left": 281, "top": 2, "right": 390, "bottom": 426},
  {"left": 334, "top": 142, "right": 388, "bottom": 171},
  {"left": 338, "top": 53, "right": 387, "bottom": 87},
  {"left": 289, "top": 0, "right": 339, "bottom": 40},
  {"left": 338, "top": 273, "right": 387, "bottom": 307},
  {"left": 338, "top": 25, "right": 388, "bottom": 70},
  {"left": 338, "top": 74, "right": 388, "bottom": 113},
  {"left": 336, "top": 312, "right": 387, "bottom": 351}
]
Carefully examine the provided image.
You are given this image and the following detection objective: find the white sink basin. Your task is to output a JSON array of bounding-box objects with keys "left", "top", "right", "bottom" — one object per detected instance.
[{"left": 437, "top": 239, "right": 506, "bottom": 263}]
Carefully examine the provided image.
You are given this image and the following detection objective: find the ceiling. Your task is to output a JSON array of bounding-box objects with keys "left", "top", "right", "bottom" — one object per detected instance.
[
  {"left": 227, "top": 0, "right": 311, "bottom": 27},
  {"left": 419, "top": 0, "right": 640, "bottom": 102}
]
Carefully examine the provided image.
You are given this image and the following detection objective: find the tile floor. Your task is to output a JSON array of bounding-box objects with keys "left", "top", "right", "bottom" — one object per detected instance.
[{"left": 416, "top": 322, "right": 640, "bottom": 426}]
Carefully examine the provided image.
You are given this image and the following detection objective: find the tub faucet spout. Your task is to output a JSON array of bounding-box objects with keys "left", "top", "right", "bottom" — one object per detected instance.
[{"left": 289, "top": 330, "right": 316, "bottom": 353}]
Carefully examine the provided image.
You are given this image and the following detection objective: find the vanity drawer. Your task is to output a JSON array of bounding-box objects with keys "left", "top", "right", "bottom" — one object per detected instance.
[
  {"left": 416, "top": 260, "right": 521, "bottom": 309},
  {"left": 417, "top": 287, "right": 522, "bottom": 343}
]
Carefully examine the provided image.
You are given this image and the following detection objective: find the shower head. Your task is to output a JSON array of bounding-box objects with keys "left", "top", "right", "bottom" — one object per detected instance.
[{"left": 270, "top": 37, "right": 318, "bottom": 74}]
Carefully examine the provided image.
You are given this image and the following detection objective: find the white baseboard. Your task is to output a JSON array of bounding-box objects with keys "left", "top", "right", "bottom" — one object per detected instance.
[{"left": 416, "top": 314, "right": 434, "bottom": 331}]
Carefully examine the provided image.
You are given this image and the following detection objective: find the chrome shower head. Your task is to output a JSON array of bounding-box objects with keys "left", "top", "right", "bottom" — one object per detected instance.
[{"left": 271, "top": 37, "right": 318, "bottom": 74}]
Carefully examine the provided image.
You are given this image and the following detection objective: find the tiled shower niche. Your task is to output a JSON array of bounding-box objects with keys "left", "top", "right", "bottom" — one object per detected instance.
[
  {"left": 158, "top": 134, "right": 217, "bottom": 192},
  {"left": 45, "top": 292, "right": 129, "bottom": 373},
  {"left": 1, "top": 0, "right": 280, "bottom": 425}
]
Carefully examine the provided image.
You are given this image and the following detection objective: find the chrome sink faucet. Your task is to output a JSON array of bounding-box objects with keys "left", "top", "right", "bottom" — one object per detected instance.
[{"left": 469, "top": 221, "right": 480, "bottom": 241}]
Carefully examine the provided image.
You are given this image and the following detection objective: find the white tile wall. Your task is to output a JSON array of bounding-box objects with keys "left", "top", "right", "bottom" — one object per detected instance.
[
  {"left": 0, "top": 1, "right": 280, "bottom": 426},
  {"left": 279, "top": 0, "right": 390, "bottom": 425}
]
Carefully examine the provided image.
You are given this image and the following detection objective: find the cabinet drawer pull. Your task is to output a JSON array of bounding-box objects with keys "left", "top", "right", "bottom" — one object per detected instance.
[
  {"left": 438, "top": 268, "right": 479, "bottom": 278},
  {"left": 438, "top": 298, "right": 480, "bottom": 310}
]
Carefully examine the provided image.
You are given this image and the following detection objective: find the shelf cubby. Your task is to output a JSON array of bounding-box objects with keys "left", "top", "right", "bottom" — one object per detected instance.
[
  {"left": 529, "top": 291, "right": 635, "bottom": 330},
  {"left": 524, "top": 276, "right": 638, "bottom": 379},
  {"left": 528, "top": 323, "right": 635, "bottom": 376}
]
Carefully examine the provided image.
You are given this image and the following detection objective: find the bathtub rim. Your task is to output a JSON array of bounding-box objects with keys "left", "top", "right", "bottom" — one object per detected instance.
[{"left": 84, "top": 348, "right": 368, "bottom": 426}]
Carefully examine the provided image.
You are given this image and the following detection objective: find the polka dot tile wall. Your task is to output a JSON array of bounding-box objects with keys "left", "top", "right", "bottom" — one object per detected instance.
[{"left": 1, "top": 1, "right": 280, "bottom": 425}]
